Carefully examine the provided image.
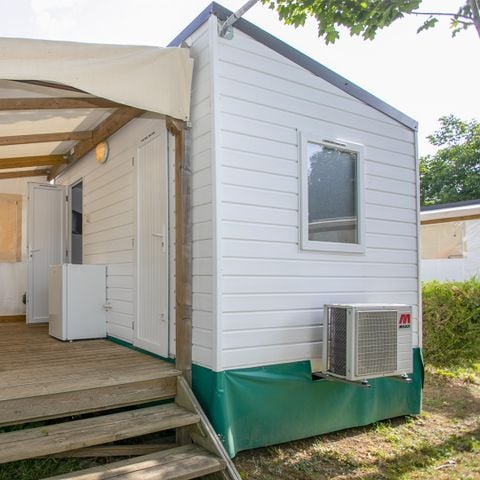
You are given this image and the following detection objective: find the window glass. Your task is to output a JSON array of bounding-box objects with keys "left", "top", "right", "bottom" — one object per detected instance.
[{"left": 307, "top": 142, "right": 358, "bottom": 244}]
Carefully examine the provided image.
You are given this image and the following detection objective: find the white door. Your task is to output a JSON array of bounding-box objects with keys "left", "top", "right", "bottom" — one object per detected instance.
[
  {"left": 135, "top": 131, "right": 169, "bottom": 356},
  {"left": 27, "top": 183, "right": 66, "bottom": 324}
]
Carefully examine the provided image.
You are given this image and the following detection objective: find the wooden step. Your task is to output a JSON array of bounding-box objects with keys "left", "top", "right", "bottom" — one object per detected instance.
[
  {"left": 0, "top": 373, "right": 180, "bottom": 426},
  {"left": 0, "top": 404, "right": 200, "bottom": 464},
  {"left": 45, "top": 444, "right": 226, "bottom": 480}
]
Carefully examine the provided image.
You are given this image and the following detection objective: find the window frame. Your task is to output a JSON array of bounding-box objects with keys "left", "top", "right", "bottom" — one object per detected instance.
[{"left": 299, "top": 131, "right": 365, "bottom": 254}]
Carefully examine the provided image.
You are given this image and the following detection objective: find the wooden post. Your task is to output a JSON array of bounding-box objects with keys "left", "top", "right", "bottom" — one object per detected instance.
[{"left": 167, "top": 118, "right": 193, "bottom": 387}]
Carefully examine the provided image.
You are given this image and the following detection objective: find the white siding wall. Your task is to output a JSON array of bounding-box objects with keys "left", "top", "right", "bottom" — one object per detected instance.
[
  {"left": 214, "top": 27, "right": 419, "bottom": 370},
  {"left": 57, "top": 116, "right": 165, "bottom": 343}
]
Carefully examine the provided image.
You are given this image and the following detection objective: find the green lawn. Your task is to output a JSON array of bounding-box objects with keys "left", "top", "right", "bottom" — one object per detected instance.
[{"left": 234, "top": 366, "right": 480, "bottom": 479}]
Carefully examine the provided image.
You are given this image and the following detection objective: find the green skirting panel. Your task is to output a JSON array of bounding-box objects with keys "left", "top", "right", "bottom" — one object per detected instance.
[{"left": 192, "top": 348, "right": 423, "bottom": 457}]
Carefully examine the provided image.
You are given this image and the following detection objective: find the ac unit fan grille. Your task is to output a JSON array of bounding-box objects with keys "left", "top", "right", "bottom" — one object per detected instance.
[
  {"left": 327, "top": 307, "right": 347, "bottom": 376},
  {"left": 356, "top": 311, "right": 397, "bottom": 376}
]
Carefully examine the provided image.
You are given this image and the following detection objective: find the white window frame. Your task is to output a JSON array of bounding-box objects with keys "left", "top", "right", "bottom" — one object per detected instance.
[{"left": 300, "top": 131, "right": 365, "bottom": 254}]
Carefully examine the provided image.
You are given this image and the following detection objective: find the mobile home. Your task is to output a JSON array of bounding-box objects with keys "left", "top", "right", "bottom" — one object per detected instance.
[
  {"left": 421, "top": 199, "right": 480, "bottom": 281},
  {"left": 0, "top": 2, "right": 422, "bottom": 476}
]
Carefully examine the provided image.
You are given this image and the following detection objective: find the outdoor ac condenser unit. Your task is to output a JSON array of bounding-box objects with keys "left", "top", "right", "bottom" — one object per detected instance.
[{"left": 322, "top": 304, "right": 413, "bottom": 382}]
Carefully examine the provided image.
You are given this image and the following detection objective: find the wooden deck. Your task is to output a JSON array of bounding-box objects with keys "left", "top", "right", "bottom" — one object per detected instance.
[
  {"left": 0, "top": 323, "right": 238, "bottom": 480},
  {"left": 0, "top": 322, "right": 180, "bottom": 425}
]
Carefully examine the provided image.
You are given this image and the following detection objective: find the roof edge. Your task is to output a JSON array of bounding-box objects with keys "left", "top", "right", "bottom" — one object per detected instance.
[
  {"left": 169, "top": 2, "right": 418, "bottom": 132},
  {"left": 168, "top": 3, "right": 214, "bottom": 47},
  {"left": 421, "top": 199, "right": 480, "bottom": 212}
]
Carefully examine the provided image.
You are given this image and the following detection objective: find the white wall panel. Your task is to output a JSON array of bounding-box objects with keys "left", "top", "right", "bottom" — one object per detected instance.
[{"left": 215, "top": 27, "right": 419, "bottom": 369}]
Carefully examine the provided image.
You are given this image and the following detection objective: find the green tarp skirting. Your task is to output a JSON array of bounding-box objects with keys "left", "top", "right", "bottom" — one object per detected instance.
[{"left": 192, "top": 348, "right": 423, "bottom": 457}]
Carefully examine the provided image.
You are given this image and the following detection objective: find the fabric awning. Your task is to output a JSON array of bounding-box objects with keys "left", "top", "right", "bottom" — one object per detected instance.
[{"left": 0, "top": 37, "right": 194, "bottom": 121}]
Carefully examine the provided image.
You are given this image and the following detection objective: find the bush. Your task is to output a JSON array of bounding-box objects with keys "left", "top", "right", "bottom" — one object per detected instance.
[{"left": 422, "top": 278, "right": 480, "bottom": 367}]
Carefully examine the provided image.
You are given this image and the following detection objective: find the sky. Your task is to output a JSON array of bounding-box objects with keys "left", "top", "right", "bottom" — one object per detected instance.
[{"left": 0, "top": 0, "right": 478, "bottom": 157}]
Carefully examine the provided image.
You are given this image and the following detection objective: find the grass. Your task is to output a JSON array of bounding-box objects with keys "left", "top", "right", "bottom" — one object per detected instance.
[
  {"left": 0, "top": 367, "right": 478, "bottom": 479},
  {"left": 234, "top": 366, "right": 480, "bottom": 480}
]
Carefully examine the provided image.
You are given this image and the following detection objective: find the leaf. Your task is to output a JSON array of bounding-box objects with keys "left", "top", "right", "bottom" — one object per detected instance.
[
  {"left": 417, "top": 16, "right": 438, "bottom": 34},
  {"left": 261, "top": 0, "right": 477, "bottom": 44}
]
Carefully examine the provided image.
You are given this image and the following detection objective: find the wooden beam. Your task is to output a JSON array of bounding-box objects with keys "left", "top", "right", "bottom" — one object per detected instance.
[
  {"left": 0, "top": 155, "right": 65, "bottom": 170},
  {"left": 51, "top": 444, "right": 176, "bottom": 458},
  {"left": 48, "top": 107, "right": 143, "bottom": 180},
  {"left": 176, "top": 377, "right": 242, "bottom": 480},
  {"left": 15, "top": 80, "right": 86, "bottom": 93},
  {"left": 0, "top": 97, "right": 122, "bottom": 111},
  {"left": 167, "top": 118, "right": 192, "bottom": 387},
  {"left": 0, "top": 169, "right": 49, "bottom": 180},
  {"left": 0, "top": 131, "right": 92, "bottom": 146},
  {"left": 0, "top": 315, "right": 25, "bottom": 323}
]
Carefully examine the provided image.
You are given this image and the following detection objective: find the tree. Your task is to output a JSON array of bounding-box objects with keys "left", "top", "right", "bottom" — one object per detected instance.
[
  {"left": 420, "top": 115, "right": 480, "bottom": 205},
  {"left": 262, "top": 1, "right": 480, "bottom": 44}
]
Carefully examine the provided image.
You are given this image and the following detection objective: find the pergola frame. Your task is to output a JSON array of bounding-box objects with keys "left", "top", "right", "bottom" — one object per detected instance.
[
  {"left": 0, "top": 81, "right": 193, "bottom": 385},
  {"left": 0, "top": 82, "right": 144, "bottom": 179}
]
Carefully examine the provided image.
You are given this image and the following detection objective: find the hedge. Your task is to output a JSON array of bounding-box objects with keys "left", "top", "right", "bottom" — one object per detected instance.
[{"left": 422, "top": 278, "right": 480, "bottom": 367}]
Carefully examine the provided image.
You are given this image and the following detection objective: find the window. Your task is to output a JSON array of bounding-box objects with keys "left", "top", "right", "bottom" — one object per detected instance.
[
  {"left": 0, "top": 194, "right": 22, "bottom": 262},
  {"left": 300, "top": 133, "right": 364, "bottom": 253}
]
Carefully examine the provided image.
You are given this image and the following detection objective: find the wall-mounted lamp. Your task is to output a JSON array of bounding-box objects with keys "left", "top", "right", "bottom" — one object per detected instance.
[{"left": 95, "top": 141, "right": 109, "bottom": 164}]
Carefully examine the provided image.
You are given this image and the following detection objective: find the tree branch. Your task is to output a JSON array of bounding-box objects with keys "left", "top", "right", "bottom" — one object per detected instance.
[{"left": 412, "top": 11, "right": 472, "bottom": 20}]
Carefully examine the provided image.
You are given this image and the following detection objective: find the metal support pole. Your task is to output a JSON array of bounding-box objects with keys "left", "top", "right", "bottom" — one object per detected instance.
[{"left": 218, "top": 0, "right": 259, "bottom": 38}]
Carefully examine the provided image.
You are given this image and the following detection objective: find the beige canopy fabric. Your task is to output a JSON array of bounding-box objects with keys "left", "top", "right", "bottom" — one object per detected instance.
[{"left": 0, "top": 37, "right": 194, "bottom": 120}]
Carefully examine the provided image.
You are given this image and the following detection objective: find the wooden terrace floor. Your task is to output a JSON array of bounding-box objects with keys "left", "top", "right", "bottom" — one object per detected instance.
[{"left": 0, "top": 323, "right": 180, "bottom": 426}]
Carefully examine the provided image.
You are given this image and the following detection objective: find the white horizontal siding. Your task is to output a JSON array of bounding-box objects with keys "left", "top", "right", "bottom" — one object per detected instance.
[{"left": 215, "top": 28, "right": 419, "bottom": 370}]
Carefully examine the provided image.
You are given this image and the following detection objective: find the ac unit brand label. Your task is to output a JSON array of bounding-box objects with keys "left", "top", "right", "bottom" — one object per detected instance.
[{"left": 399, "top": 313, "right": 411, "bottom": 329}]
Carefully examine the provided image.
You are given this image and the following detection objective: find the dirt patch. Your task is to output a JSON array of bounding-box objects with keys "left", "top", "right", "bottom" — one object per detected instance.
[{"left": 234, "top": 370, "right": 480, "bottom": 479}]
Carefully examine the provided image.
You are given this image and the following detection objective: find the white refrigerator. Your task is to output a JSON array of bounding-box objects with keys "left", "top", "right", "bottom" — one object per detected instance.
[{"left": 48, "top": 264, "right": 107, "bottom": 340}]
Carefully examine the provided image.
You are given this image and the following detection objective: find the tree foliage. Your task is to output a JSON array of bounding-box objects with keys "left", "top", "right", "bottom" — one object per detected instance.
[
  {"left": 420, "top": 115, "right": 480, "bottom": 206},
  {"left": 262, "top": 1, "right": 480, "bottom": 44}
]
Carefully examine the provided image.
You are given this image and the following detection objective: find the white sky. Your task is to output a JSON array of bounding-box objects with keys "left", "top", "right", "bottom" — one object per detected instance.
[{"left": 0, "top": 0, "right": 478, "bottom": 156}]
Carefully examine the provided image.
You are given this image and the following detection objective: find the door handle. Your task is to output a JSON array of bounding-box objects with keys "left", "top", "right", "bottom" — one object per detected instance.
[
  {"left": 31, "top": 248, "right": 41, "bottom": 253},
  {"left": 152, "top": 225, "right": 166, "bottom": 252}
]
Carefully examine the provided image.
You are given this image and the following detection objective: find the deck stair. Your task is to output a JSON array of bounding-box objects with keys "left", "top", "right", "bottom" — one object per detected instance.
[
  {"left": 46, "top": 445, "right": 226, "bottom": 479},
  {"left": 0, "top": 404, "right": 200, "bottom": 464},
  {"left": 0, "top": 376, "right": 239, "bottom": 480},
  {"left": 0, "top": 324, "right": 240, "bottom": 480}
]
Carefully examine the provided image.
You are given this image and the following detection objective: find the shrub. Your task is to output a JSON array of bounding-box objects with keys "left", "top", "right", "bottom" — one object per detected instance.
[{"left": 422, "top": 278, "right": 480, "bottom": 367}]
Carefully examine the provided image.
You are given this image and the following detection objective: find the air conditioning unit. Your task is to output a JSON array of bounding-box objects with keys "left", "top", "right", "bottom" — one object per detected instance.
[{"left": 322, "top": 304, "right": 413, "bottom": 382}]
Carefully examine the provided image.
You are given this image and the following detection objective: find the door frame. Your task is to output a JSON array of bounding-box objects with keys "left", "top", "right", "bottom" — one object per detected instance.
[
  {"left": 26, "top": 182, "right": 67, "bottom": 324},
  {"left": 67, "top": 178, "right": 84, "bottom": 265}
]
